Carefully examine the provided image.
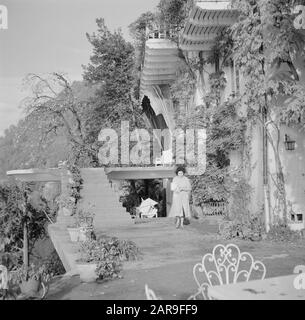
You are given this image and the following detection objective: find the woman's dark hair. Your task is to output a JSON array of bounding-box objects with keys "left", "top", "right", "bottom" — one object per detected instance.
[{"left": 175, "top": 166, "right": 186, "bottom": 175}]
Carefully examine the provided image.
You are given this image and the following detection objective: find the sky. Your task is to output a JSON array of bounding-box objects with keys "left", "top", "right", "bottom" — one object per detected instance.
[{"left": 0, "top": 0, "right": 160, "bottom": 137}]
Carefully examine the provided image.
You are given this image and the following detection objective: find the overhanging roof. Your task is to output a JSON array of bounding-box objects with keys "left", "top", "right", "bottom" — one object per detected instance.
[
  {"left": 7, "top": 169, "right": 62, "bottom": 182},
  {"left": 140, "top": 37, "right": 180, "bottom": 98},
  {"left": 180, "top": 0, "right": 239, "bottom": 51},
  {"left": 105, "top": 167, "right": 176, "bottom": 180}
]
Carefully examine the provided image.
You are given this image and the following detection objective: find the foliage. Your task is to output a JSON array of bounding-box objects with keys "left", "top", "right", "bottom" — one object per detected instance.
[
  {"left": 57, "top": 161, "right": 83, "bottom": 216},
  {"left": 156, "top": 0, "right": 194, "bottom": 39},
  {"left": 230, "top": 0, "right": 305, "bottom": 224},
  {"left": 128, "top": 11, "right": 156, "bottom": 74},
  {"left": 83, "top": 19, "right": 143, "bottom": 131},
  {"left": 0, "top": 182, "right": 52, "bottom": 260},
  {"left": 170, "top": 64, "right": 197, "bottom": 113},
  {"left": 13, "top": 263, "right": 50, "bottom": 284},
  {"left": 75, "top": 203, "right": 95, "bottom": 226},
  {"left": 22, "top": 74, "right": 100, "bottom": 167},
  {"left": 173, "top": 65, "right": 247, "bottom": 205},
  {"left": 43, "top": 250, "right": 65, "bottom": 277},
  {"left": 227, "top": 174, "right": 253, "bottom": 220},
  {"left": 219, "top": 215, "right": 264, "bottom": 241},
  {"left": 66, "top": 162, "right": 83, "bottom": 213},
  {"left": 209, "top": 28, "right": 234, "bottom": 67},
  {"left": 267, "top": 223, "right": 302, "bottom": 243},
  {"left": 78, "top": 235, "right": 141, "bottom": 281},
  {"left": 120, "top": 181, "right": 142, "bottom": 215}
]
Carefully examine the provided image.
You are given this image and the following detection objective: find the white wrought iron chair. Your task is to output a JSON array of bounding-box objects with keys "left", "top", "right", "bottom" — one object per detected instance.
[
  {"left": 145, "top": 284, "right": 162, "bottom": 300},
  {"left": 189, "top": 243, "right": 266, "bottom": 300}
]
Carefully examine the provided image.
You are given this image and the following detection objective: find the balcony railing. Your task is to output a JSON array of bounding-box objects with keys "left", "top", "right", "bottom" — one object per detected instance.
[{"left": 147, "top": 29, "right": 173, "bottom": 40}]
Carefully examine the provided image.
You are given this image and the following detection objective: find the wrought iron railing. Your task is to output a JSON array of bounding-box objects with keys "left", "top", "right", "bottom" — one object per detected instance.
[
  {"left": 201, "top": 201, "right": 227, "bottom": 216},
  {"left": 147, "top": 29, "right": 175, "bottom": 40}
]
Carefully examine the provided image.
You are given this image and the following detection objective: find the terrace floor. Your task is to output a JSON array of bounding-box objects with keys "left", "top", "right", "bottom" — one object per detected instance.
[{"left": 46, "top": 217, "right": 305, "bottom": 300}]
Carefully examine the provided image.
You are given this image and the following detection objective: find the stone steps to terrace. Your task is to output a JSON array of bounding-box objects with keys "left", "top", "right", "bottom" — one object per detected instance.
[
  {"left": 80, "top": 168, "right": 131, "bottom": 230},
  {"left": 49, "top": 168, "right": 133, "bottom": 274}
]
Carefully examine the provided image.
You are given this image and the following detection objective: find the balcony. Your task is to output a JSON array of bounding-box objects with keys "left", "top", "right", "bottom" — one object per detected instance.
[{"left": 140, "top": 28, "right": 180, "bottom": 99}]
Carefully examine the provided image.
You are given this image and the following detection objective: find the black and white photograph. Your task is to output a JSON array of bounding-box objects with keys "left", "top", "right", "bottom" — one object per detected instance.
[{"left": 0, "top": 0, "right": 305, "bottom": 304}]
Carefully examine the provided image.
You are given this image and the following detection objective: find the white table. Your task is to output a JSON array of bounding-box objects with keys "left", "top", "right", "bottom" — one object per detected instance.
[{"left": 208, "top": 275, "right": 305, "bottom": 300}]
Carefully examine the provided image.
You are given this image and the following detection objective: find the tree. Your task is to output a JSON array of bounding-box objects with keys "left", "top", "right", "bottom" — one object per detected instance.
[
  {"left": 83, "top": 19, "right": 143, "bottom": 133},
  {"left": 22, "top": 73, "right": 98, "bottom": 167},
  {"left": 156, "top": 0, "right": 192, "bottom": 34},
  {"left": 0, "top": 182, "right": 52, "bottom": 272}
]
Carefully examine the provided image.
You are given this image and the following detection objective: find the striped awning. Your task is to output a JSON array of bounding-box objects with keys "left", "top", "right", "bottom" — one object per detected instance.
[
  {"left": 140, "top": 37, "right": 180, "bottom": 98},
  {"left": 180, "top": 0, "right": 239, "bottom": 51}
]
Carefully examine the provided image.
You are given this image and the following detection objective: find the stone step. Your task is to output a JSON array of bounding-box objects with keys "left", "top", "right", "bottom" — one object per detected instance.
[{"left": 81, "top": 168, "right": 131, "bottom": 227}]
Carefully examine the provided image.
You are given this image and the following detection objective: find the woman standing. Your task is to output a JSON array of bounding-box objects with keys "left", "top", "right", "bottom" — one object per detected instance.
[{"left": 169, "top": 166, "right": 192, "bottom": 229}]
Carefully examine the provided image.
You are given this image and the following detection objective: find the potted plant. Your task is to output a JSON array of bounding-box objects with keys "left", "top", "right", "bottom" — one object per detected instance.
[
  {"left": 76, "top": 236, "right": 141, "bottom": 283},
  {"left": 76, "top": 240, "right": 99, "bottom": 283},
  {"left": 76, "top": 204, "right": 96, "bottom": 242},
  {"left": 14, "top": 263, "right": 49, "bottom": 296},
  {"left": 67, "top": 216, "right": 80, "bottom": 242}
]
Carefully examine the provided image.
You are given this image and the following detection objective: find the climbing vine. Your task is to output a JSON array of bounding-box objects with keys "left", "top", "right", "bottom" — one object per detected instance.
[
  {"left": 58, "top": 160, "right": 83, "bottom": 216},
  {"left": 171, "top": 57, "right": 249, "bottom": 211},
  {"left": 230, "top": 0, "right": 305, "bottom": 226}
]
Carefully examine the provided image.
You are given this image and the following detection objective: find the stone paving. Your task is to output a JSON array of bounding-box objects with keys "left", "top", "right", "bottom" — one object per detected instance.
[{"left": 47, "top": 217, "right": 305, "bottom": 300}]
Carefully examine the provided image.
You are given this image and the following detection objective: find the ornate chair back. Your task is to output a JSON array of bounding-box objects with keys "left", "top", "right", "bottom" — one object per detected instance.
[
  {"left": 145, "top": 284, "right": 161, "bottom": 300},
  {"left": 190, "top": 244, "right": 266, "bottom": 300}
]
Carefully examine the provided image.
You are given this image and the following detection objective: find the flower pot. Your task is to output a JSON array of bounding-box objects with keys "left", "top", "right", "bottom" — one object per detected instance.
[
  {"left": 67, "top": 227, "right": 80, "bottom": 242},
  {"left": 77, "top": 263, "right": 97, "bottom": 283},
  {"left": 19, "top": 279, "right": 40, "bottom": 295}
]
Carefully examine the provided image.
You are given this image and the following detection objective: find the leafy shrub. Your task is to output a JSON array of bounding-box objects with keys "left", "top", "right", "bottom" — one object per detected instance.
[
  {"left": 267, "top": 223, "right": 302, "bottom": 243},
  {"left": 219, "top": 216, "right": 263, "bottom": 241},
  {"left": 78, "top": 236, "right": 141, "bottom": 281},
  {"left": 13, "top": 263, "right": 50, "bottom": 284}
]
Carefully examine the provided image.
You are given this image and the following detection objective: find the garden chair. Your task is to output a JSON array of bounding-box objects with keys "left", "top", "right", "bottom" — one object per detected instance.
[
  {"left": 145, "top": 284, "right": 161, "bottom": 300},
  {"left": 137, "top": 198, "right": 158, "bottom": 219},
  {"left": 189, "top": 243, "right": 266, "bottom": 300}
]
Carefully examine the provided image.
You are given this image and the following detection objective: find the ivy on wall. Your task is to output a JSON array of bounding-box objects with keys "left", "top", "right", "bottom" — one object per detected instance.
[
  {"left": 171, "top": 57, "right": 249, "bottom": 212},
  {"left": 58, "top": 161, "right": 83, "bottom": 216}
]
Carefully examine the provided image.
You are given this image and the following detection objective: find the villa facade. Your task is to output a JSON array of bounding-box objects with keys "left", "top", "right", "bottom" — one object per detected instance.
[{"left": 140, "top": 0, "right": 305, "bottom": 230}]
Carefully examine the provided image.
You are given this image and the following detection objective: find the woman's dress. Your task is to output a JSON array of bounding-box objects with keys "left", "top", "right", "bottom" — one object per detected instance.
[{"left": 169, "top": 176, "right": 192, "bottom": 218}]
